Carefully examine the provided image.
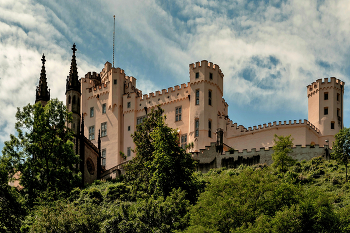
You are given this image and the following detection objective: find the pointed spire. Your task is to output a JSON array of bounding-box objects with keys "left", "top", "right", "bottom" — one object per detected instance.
[
  {"left": 66, "top": 43, "right": 80, "bottom": 93},
  {"left": 35, "top": 53, "right": 50, "bottom": 104}
]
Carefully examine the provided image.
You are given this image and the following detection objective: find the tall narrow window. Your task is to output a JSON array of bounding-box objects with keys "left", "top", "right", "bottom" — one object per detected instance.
[
  {"left": 181, "top": 134, "right": 187, "bottom": 149},
  {"left": 331, "top": 122, "right": 335, "bottom": 129},
  {"left": 209, "top": 73, "right": 213, "bottom": 80},
  {"left": 324, "top": 92, "right": 328, "bottom": 100},
  {"left": 102, "top": 149, "right": 106, "bottom": 167},
  {"left": 127, "top": 102, "right": 131, "bottom": 108},
  {"left": 208, "top": 120, "right": 212, "bottom": 138},
  {"left": 102, "top": 103, "right": 106, "bottom": 114},
  {"left": 128, "top": 126, "right": 131, "bottom": 131},
  {"left": 175, "top": 106, "right": 182, "bottom": 122},
  {"left": 208, "top": 90, "right": 212, "bottom": 106},
  {"left": 101, "top": 122, "right": 107, "bottom": 137},
  {"left": 195, "top": 72, "right": 199, "bottom": 79},
  {"left": 337, "top": 93, "right": 340, "bottom": 101},
  {"left": 90, "top": 107, "right": 94, "bottom": 117},
  {"left": 127, "top": 147, "right": 131, "bottom": 157},
  {"left": 89, "top": 126, "right": 95, "bottom": 140},
  {"left": 324, "top": 107, "right": 328, "bottom": 115},
  {"left": 195, "top": 119, "right": 199, "bottom": 137},
  {"left": 196, "top": 89, "right": 200, "bottom": 105},
  {"left": 137, "top": 116, "right": 146, "bottom": 125},
  {"left": 114, "top": 79, "right": 117, "bottom": 85}
]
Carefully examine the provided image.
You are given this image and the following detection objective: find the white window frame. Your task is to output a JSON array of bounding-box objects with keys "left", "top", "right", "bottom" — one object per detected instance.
[{"left": 175, "top": 106, "right": 182, "bottom": 122}]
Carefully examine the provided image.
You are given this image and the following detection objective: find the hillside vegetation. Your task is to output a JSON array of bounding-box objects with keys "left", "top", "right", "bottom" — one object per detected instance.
[{"left": 17, "top": 157, "right": 350, "bottom": 232}]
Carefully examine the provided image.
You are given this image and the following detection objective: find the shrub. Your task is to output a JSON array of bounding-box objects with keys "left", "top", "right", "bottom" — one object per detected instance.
[{"left": 105, "top": 183, "right": 131, "bottom": 202}]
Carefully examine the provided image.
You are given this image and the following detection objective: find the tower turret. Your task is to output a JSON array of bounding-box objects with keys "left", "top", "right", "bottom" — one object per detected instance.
[
  {"left": 307, "top": 77, "right": 345, "bottom": 147},
  {"left": 66, "top": 44, "right": 81, "bottom": 142},
  {"left": 35, "top": 54, "right": 50, "bottom": 105}
]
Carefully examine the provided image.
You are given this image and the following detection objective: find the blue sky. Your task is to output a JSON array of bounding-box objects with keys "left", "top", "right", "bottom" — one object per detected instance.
[{"left": 1, "top": 0, "right": 350, "bottom": 151}]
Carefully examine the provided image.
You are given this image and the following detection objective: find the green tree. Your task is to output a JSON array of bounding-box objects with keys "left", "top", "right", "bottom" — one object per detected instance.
[
  {"left": 332, "top": 127, "right": 350, "bottom": 181},
  {"left": 124, "top": 106, "right": 198, "bottom": 202},
  {"left": 0, "top": 157, "right": 26, "bottom": 232},
  {"left": 1, "top": 99, "right": 81, "bottom": 206},
  {"left": 271, "top": 134, "right": 295, "bottom": 172}
]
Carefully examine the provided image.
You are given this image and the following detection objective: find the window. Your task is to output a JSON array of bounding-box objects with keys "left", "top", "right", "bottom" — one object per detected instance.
[
  {"left": 175, "top": 106, "right": 182, "bottom": 122},
  {"left": 89, "top": 126, "right": 95, "bottom": 140},
  {"left": 114, "top": 79, "right": 117, "bottom": 85},
  {"left": 196, "top": 89, "right": 200, "bottom": 105},
  {"left": 324, "top": 107, "right": 328, "bottom": 115},
  {"left": 208, "top": 120, "right": 212, "bottom": 138},
  {"left": 127, "top": 147, "right": 131, "bottom": 157},
  {"left": 128, "top": 126, "right": 131, "bottom": 131},
  {"left": 137, "top": 116, "right": 146, "bottom": 125},
  {"left": 337, "top": 108, "right": 340, "bottom": 117},
  {"left": 102, "top": 149, "right": 106, "bottom": 167},
  {"left": 208, "top": 90, "right": 212, "bottom": 106},
  {"left": 195, "top": 119, "right": 199, "bottom": 137},
  {"left": 101, "top": 122, "right": 107, "bottom": 137},
  {"left": 331, "top": 122, "right": 335, "bottom": 129},
  {"left": 127, "top": 102, "right": 131, "bottom": 108},
  {"left": 209, "top": 73, "right": 213, "bottom": 80},
  {"left": 102, "top": 103, "right": 106, "bottom": 114},
  {"left": 181, "top": 134, "right": 187, "bottom": 149},
  {"left": 90, "top": 107, "right": 94, "bottom": 117},
  {"left": 337, "top": 93, "right": 340, "bottom": 101},
  {"left": 195, "top": 72, "right": 199, "bottom": 79},
  {"left": 324, "top": 92, "right": 328, "bottom": 100}
]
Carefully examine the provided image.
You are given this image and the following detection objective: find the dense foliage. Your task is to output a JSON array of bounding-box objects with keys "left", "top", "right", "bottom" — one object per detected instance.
[
  {"left": 332, "top": 127, "right": 350, "bottom": 181},
  {"left": 271, "top": 134, "right": 296, "bottom": 172},
  {"left": 124, "top": 106, "right": 198, "bottom": 202},
  {"left": 3, "top": 104, "right": 350, "bottom": 232}
]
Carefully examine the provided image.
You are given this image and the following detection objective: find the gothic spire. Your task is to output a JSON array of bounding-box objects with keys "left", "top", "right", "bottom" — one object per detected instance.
[
  {"left": 35, "top": 53, "right": 50, "bottom": 104},
  {"left": 66, "top": 43, "right": 80, "bottom": 93}
]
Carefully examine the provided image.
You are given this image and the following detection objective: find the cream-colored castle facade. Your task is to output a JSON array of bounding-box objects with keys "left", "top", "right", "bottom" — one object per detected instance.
[
  {"left": 34, "top": 45, "right": 345, "bottom": 182},
  {"left": 81, "top": 60, "right": 344, "bottom": 171}
]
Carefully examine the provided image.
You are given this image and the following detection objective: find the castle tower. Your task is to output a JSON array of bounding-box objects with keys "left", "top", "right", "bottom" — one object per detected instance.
[
  {"left": 66, "top": 43, "right": 81, "bottom": 137},
  {"left": 188, "top": 60, "right": 225, "bottom": 151},
  {"left": 35, "top": 54, "right": 50, "bottom": 106},
  {"left": 307, "top": 77, "right": 345, "bottom": 146}
]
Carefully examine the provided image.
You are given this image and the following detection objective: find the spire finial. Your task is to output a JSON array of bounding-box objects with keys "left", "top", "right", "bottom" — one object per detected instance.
[
  {"left": 72, "top": 43, "right": 77, "bottom": 54},
  {"left": 35, "top": 54, "right": 50, "bottom": 104},
  {"left": 41, "top": 53, "right": 46, "bottom": 65}
]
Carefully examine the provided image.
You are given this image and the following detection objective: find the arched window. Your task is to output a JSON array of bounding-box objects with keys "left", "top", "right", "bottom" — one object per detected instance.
[{"left": 68, "top": 95, "right": 71, "bottom": 104}]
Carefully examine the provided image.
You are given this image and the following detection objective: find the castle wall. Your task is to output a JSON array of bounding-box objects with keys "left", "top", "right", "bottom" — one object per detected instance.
[
  {"left": 226, "top": 120, "right": 320, "bottom": 152},
  {"left": 193, "top": 142, "right": 328, "bottom": 173},
  {"left": 83, "top": 142, "right": 99, "bottom": 185}
]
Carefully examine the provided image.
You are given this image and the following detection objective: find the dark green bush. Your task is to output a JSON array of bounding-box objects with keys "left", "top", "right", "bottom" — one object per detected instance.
[{"left": 105, "top": 183, "right": 131, "bottom": 202}]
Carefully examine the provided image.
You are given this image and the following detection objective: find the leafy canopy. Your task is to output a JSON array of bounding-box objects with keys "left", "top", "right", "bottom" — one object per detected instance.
[
  {"left": 124, "top": 106, "right": 198, "bottom": 202},
  {"left": 271, "top": 134, "right": 295, "bottom": 172},
  {"left": 1, "top": 99, "right": 81, "bottom": 205},
  {"left": 332, "top": 127, "right": 350, "bottom": 181}
]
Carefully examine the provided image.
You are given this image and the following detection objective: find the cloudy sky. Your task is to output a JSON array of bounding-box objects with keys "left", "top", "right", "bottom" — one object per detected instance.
[{"left": 1, "top": 0, "right": 350, "bottom": 150}]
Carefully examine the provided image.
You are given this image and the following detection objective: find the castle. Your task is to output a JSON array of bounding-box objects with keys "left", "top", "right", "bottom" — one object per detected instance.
[{"left": 35, "top": 44, "right": 345, "bottom": 183}]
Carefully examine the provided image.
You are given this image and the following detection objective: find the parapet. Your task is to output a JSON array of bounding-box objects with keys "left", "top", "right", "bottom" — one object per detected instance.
[
  {"left": 307, "top": 77, "right": 345, "bottom": 97},
  {"left": 229, "top": 119, "right": 320, "bottom": 135},
  {"left": 189, "top": 60, "right": 224, "bottom": 78}
]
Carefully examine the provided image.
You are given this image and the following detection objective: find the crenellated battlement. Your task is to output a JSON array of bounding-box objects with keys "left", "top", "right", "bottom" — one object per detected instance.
[
  {"left": 189, "top": 60, "right": 224, "bottom": 78},
  {"left": 228, "top": 119, "right": 320, "bottom": 135},
  {"left": 138, "top": 82, "right": 190, "bottom": 103},
  {"left": 307, "top": 77, "right": 345, "bottom": 97}
]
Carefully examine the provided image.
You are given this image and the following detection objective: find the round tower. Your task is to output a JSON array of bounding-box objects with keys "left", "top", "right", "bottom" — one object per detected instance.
[{"left": 307, "top": 77, "right": 345, "bottom": 146}]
